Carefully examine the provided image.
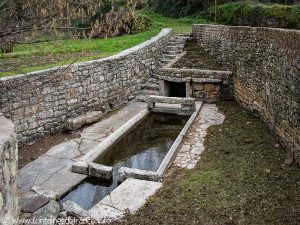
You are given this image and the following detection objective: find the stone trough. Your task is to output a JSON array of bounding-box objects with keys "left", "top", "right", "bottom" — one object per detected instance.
[{"left": 72, "top": 98, "right": 202, "bottom": 182}]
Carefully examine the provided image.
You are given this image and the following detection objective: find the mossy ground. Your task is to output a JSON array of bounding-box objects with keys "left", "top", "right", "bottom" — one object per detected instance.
[
  {"left": 110, "top": 101, "right": 300, "bottom": 225},
  {"left": 173, "top": 39, "right": 227, "bottom": 70}
]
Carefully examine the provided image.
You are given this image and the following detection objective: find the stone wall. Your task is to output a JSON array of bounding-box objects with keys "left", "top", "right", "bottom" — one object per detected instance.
[
  {"left": 156, "top": 67, "right": 233, "bottom": 102},
  {"left": 193, "top": 24, "right": 300, "bottom": 162},
  {"left": 0, "top": 29, "right": 172, "bottom": 143},
  {"left": 0, "top": 115, "right": 19, "bottom": 225}
]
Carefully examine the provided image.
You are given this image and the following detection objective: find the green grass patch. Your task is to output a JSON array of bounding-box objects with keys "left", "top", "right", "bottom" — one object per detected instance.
[
  {"left": 112, "top": 101, "right": 300, "bottom": 225},
  {"left": 140, "top": 9, "right": 208, "bottom": 33},
  {"left": 2, "top": 29, "right": 160, "bottom": 59},
  {"left": 1, "top": 9, "right": 208, "bottom": 77}
]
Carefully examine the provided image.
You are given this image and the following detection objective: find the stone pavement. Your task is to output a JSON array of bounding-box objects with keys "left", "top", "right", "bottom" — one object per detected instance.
[
  {"left": 18, "top": 102, "right": 147, "bottom": 199},
  {"left": 173, "top": 104, "right": 225, "bottom": 169}
]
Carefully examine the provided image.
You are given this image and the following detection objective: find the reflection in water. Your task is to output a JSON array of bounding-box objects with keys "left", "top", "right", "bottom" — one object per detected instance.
[{"left": 60, "top": 113, "right": 189, "bottom": 210}]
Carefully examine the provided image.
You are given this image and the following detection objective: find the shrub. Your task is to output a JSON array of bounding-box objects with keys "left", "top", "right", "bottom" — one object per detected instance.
[
  {"left": 131, "top": 14, "right": 152, "bottom": 34},
  {"left": 0, "top": 42, "right": 15, "bottom": 54},
  {"left": 152, "top": 0, "right": 203, "bottom": 18},
  {"left": 206, "top": 2, "right": 300, "bottom": 29}
]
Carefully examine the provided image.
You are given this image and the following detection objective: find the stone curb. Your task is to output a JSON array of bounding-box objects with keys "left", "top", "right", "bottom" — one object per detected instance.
[
  {"left": 82, "top": 109, "right": 149, "bottom": 162},
  {"left": 157, "top": 101, "right": 203, "bottom": 177}
]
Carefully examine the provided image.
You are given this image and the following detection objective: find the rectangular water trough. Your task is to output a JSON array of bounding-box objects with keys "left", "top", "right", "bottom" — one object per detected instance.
[{"left": 72, "top": 99, "right": 203, "bottom": 182}]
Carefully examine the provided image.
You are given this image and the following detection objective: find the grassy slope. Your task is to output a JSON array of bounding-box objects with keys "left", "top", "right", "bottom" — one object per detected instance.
[
  {"left": 111, "top": 102, "right": 300, "bottom": 225},
  {"left": 0, "top": 10, "right": 207, "bottom": 77}
]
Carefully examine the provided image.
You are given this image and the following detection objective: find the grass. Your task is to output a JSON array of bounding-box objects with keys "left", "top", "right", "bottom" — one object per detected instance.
[
  {"left": 206, "top": 2, "right": 300, "bottom": 28},
  {"left": 140, "top": 9, "right": 208, "bottom": 33},
  {"left": 0, "top": 9, "right": 208, "bottom": 77},
  {"left": 110, "top": 101, "right": 300, "bottom": 225}
]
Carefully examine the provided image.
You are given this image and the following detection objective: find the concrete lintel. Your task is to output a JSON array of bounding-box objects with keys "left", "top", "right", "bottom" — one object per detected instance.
[
  {"left": 146, "top": 95, "right": 195, "bottom": 105},
  {"left": 192, "top": 78, "right": 223, "bottom": 83},
  {"left": 151, "top": 107, "right": 193, "bottom": 116}
]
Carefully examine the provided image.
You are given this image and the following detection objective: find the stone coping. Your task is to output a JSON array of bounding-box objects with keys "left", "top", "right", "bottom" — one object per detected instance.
[
  {"left": 157, "top": 68, "right": 232, "bottom": 83},
  {"left": 0, "top": 28, "right": 173, "bottom": 81},
  {"left": 192, "top": 23, "right": 300, "bottom": 34}
]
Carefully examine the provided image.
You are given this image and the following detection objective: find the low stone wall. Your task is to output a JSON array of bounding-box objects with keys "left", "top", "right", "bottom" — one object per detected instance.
[
  {"left": 0, "top": 115, "right": 19, "bottom": 225},
  {"left": 193, "top": 24, "right": 300, "bottom": 162},
  {"left": 0, "top": 29, "right": 172, "bottom": 143}
]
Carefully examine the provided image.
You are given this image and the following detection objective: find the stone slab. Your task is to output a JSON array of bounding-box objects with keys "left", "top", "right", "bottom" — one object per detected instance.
[
  {"left": 89, "top": 178, "right": 162, "bottom": 222},
  {"left": 27, "top": 200, "right": 61, "bottom": 225},
  {"left": 20, "top": 195, "right": 50, "bottom": 213}
]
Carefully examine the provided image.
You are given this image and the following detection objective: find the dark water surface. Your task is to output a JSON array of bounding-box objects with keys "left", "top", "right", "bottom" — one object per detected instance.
[{"left": 60, "top": 113, "right": 189, "bottom": 210}]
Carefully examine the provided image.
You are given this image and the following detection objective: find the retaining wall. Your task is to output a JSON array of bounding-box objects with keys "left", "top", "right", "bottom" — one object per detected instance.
[
  {"left": 0, "top": 29, "right": 172, "bottom": 143},
  {"left": 0, "top": 115, "right": 19, "bottom": 225},
  {"left": 193, "top": 24, "right": 300, "bottom": 162}
]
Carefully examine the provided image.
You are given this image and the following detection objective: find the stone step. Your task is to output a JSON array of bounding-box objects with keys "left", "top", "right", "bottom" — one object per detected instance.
[
  {"left": 168, "top": 41, "right": 185, "bottom": 46},
  {"left": 163, "top": 50, "right": 182, "bottom": 55},
  {"left": 141, "top": 89, "right": 160, "bottom": 96},
  {"left": 170, "top": 36, "right": 190, "bottom": 41},
  {"left": 163, "top": 54, "right": 177, "bottom": 60},
  {"left": 145, "top": 78, "right": 159, "bottom": 85},
  {"left": 161, "top": 59, "right": 172, "bottom": 64},
  {"left": 165, "top": 46, "right": 183, "bottom": 51},
  {"left": 142, "top": 83, "right": 159, "bottom": 91}
]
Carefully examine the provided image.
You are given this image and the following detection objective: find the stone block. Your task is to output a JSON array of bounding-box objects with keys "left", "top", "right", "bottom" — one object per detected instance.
[
  {"left": 62, "top": 200, "right": 89, "bottom": 218},
  {"left": 66, "top": 111, "right": 103, "bottom": 131},
  {"left": 88, "top": 162, "right": 113, "bottom": 179},
  {"left": 72, "top": 161, "right": 89, "bottom": 175},
  {"left": 192, "top": 83, "right": 204, "bottom": 91},
  {"left": 204, "top": 83, "right": 215, "bottom": 92},
  {"left": 31, "top": 186, "right": 60, "bottom": 200},
  {"left": 118, "top": 167, "right": 160, "bottom": 183}
]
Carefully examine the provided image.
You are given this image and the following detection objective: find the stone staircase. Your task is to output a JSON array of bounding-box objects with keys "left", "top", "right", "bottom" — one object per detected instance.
[
  {"left": 161, "top": 33, "right": 191, "bottom": 65},
  {"left": 139, "top": 33, "right": 191, "bottom": 98},
  {"left": 140, "top": 77, "right": 160, "bottom": 96}
]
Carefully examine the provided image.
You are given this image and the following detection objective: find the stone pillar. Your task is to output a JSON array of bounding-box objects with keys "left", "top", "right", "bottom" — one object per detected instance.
[
  {"left": 0, "top": 115, "right": 19, "bottom": 225},
  {"left": 185, "top": 82, "right": 193, "bottom": 97}
]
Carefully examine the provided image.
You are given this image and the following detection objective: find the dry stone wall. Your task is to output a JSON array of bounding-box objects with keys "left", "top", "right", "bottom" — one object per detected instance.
[
  {"left": 0, "top": 29, "right": 172, "bottom": 143},
  {"left": 193, "top": 24, "right": 300, "bottom": 162},
  {"left": 0, "top": 115, "right": 19, "bottom": 225}
]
